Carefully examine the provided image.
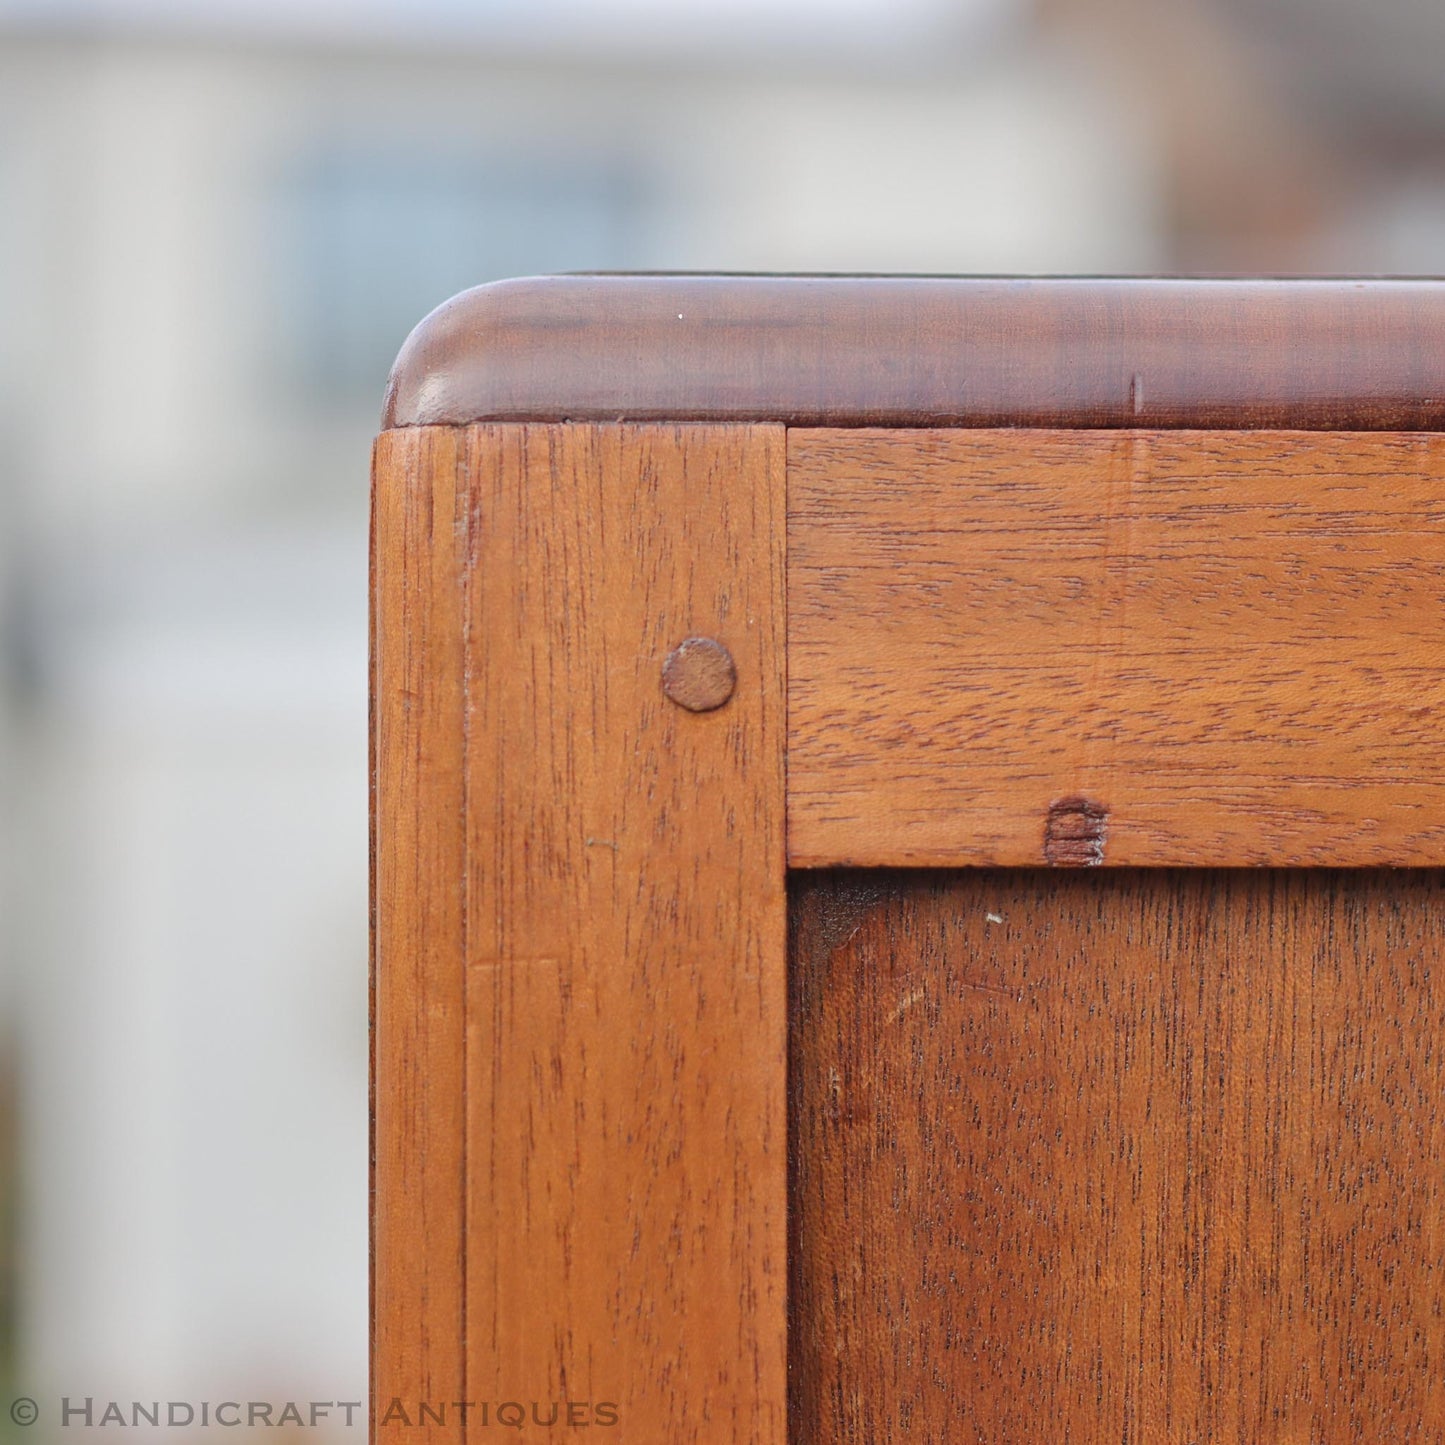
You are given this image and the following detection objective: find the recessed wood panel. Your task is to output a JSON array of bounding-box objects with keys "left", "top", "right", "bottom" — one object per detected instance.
[
  {"left": 790, "top": 868, "right": 1445, "bottom": 1444},
  {"left": 373, "top": 423, "right": 788, "bottom": 1444},
  {"left": 788, "top": 428, "right": 1445, "bottom": 867}
]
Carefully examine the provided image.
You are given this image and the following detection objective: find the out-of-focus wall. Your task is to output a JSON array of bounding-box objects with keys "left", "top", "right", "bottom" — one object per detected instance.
[{"left": 0, "top": 0, "right": 1440, "bottom": 1435}]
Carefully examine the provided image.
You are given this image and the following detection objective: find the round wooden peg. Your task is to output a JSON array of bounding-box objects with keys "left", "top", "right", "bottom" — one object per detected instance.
[{"left": 662, "top": 637, "right": 737, "bottom": 712}]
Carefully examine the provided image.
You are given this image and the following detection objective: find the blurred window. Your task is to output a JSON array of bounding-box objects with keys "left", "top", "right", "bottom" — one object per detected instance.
[{"left": 280, "top": 149, "right": 647, "bottom": 402}]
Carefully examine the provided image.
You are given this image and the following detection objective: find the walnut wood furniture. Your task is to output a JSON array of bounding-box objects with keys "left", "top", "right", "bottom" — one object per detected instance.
[{"left": 372, "top": 276, "right": 1445, "bottom": 1443}]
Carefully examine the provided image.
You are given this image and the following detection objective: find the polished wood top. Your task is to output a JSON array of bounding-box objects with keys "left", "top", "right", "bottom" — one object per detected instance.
[{"left": 382, "top": 274, "right": 1445, "bottom": 431}]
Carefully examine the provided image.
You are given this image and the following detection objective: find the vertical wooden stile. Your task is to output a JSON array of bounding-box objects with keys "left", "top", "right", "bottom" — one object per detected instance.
[
  {"left": 373, "top": 423, "right": 788, "bottom": 1444},
  {"left": 373, "top": 426, "right": 468, "bottom": 1445}
]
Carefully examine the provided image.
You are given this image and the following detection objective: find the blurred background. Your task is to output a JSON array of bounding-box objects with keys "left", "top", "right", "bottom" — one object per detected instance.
[{"left": 0, "top": 0, "right": 1442, "bottom": 1436}]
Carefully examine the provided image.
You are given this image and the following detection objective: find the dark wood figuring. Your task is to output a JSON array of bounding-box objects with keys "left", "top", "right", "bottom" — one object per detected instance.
[
  {"left": 791, "top": 868, "right": 1445, "bottom": 1445},
  {"left": 384, "top": 274, "right": 1445, "bottom": 432}
]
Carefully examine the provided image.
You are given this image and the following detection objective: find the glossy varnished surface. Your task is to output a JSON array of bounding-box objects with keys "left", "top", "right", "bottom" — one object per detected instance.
[
  {"left": 790, "top": 869, "right": 1445, "bottom": 1444},
  {"left": 385, "top": 275, "right": 1445, "bottom": 431},
  {"left": 788, "top": 428, "right": 1445, "bottom": 867}
]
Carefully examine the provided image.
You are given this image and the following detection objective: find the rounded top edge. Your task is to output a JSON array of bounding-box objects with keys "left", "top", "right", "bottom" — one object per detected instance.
[{"left": 380, "top": 273, "right": 1445, "bottom": 432}]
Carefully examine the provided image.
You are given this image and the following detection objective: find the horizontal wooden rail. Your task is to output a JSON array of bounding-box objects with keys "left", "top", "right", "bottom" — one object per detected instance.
[{"left": 788, "top": 427, "right": 1445, "bottom": 867}]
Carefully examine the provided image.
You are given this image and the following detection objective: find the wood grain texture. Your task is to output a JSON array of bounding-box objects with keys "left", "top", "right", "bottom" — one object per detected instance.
[
  {"left": 383, "top": 275, "right": 1445, "bottom": 432},
  {"left": 791, "top": 868, "right": 1445, "bottom": 1445},
  {"left": 789, "top": 428, "right": 1445, "bottom": 867},
  {"left": 373, "top": 427, "right": 468, "bottom": 1445},
  {"left": 372, "top": 423, "right": 788, "bottom": 1443}
]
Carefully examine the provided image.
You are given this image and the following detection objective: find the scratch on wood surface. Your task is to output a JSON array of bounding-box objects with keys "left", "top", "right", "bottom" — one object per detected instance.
[
  {"left": 466, "top": 957, "right": 567, "bottom": 973},
  {"left": 957, "top": 978, "right": 1024, "bottom": 1003},
  {"left": 886, "top": 987, "right": 926, "bottom": 1025}
]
